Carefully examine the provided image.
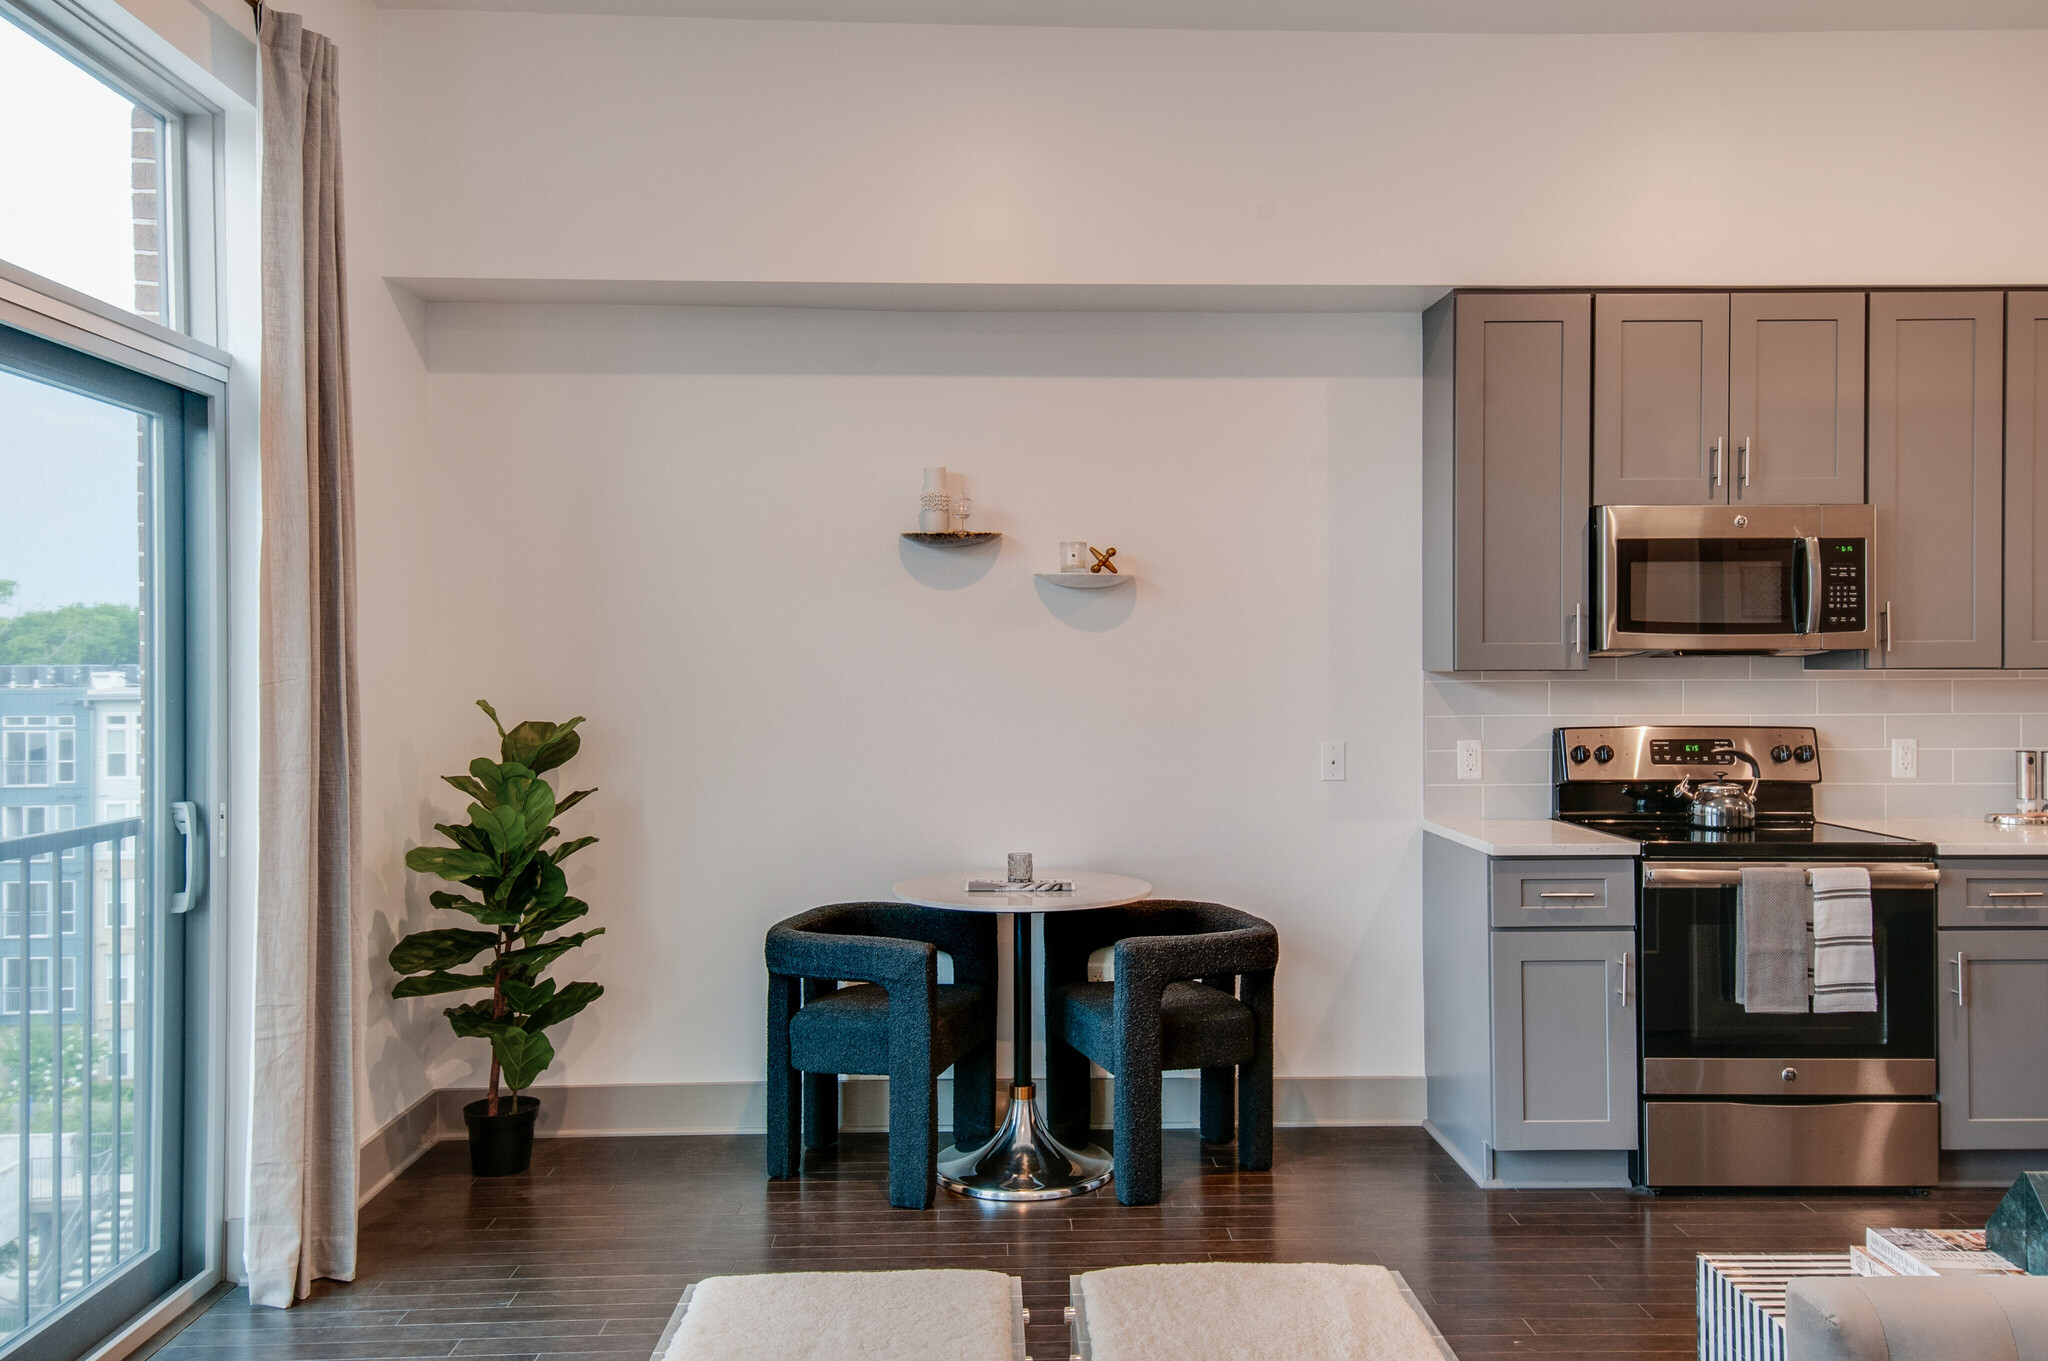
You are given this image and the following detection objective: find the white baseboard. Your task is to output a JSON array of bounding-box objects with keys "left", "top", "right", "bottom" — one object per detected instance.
[{"left": 356, "top": 1075, "right": 1424, "bottom": 1192}]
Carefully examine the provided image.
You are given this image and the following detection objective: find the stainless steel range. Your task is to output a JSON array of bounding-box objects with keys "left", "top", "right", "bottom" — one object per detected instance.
[{"left": 1553, "top": 724, "right": 1940, "bottom": 1189}]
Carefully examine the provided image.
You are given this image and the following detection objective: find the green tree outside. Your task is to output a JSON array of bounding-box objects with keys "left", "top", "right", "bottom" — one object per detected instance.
[{"left": 0, "top": 580, "right": 141, "bottom": 666}]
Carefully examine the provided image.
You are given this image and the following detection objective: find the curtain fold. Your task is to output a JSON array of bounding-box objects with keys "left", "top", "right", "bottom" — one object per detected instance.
[{"left": 247, "top": 10, "right": 360, "bottom": 1309}]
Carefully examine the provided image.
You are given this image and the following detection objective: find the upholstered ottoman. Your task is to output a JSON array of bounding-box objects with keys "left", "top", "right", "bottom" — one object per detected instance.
[{"left": 1785, "top": 1276, "right": 2048, "bottom": 1361}]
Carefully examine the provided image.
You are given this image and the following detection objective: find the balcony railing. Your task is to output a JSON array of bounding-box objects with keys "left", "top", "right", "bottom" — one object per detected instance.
[{"left": 0, "top": 817, "right": 145, "bottom": 1336}]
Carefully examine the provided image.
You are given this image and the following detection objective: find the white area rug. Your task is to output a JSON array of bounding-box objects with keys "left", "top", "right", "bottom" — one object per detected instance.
[
  {"left": 653, "top": 1268, "right": 1023, "bottom": 1361},
  {"left": 1072, "top": 1262, "right": 1455, "bottom": 1361}
]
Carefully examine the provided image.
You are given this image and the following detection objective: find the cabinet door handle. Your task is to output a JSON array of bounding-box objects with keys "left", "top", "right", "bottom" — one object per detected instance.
[
  {"left": 1986, "top": 891, "right": 2046, "bottom": 899},
  {"left": 1538, "top": 891, "right": 1599, "bottom": 899},
  {"left": 1571, "top": 604, "right": 1583, "bottom": 655},
  {"left": 1882, "top": 602, "right": 1893, "bottom": 654},
  {"left": 1709, "top": 436, "right": 1723, "bottom": 486},
  {"left": 1953, "top": 951, "right": 1967, "bottom": 1008},
  {"left": 1617, "top": 951, "right": 1632, "bottom": 1005},
  {"left": 1739, "top": 436, "right": 1751, "bottom": 488}
]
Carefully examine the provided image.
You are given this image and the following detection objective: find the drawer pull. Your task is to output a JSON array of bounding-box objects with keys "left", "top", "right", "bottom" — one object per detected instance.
[
  {"left": 1537, "top": 891, "right": 1600, "bottom": 900},
  {"left": 1985, "top": 891, "right": 2045, "bottom": 899}
]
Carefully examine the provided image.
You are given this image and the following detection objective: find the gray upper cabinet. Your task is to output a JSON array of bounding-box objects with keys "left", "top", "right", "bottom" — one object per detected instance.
[
  {"left": 1866, "top": 292, "right": 2004, "bottom": 669},
  {"left": 1490, "top": 928, "right": 1638, "bottom": 1152},
  {"left": 1593, "top": 293, "right": 1729, "bottom": 505},
  {"left": 1423, "top": 292, "right": 1592, "bottom": 672},
  {"left": 1938, "top": 927, "right": 2048, "bottom": 1150},
  {"left": 1729, "top": 292, "right": 1866, "bottom": 504},
  {"left": 2008, "top": 293, "right": 2048, "bottom": 668}
]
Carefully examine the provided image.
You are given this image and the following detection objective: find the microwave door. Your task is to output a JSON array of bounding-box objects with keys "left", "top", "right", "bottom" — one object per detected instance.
[{"left": 1607, "top": 536, "right": 1803, "bottom": 650}]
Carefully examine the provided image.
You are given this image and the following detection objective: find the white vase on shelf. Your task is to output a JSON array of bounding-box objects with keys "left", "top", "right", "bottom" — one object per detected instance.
[{"left": 920, "top": 466, "right": 951, "bottom": 533}]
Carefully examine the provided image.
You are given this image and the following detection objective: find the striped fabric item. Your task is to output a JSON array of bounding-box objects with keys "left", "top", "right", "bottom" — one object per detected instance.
[
  {"left": 1809, "top": 867, "right": 1878, "bottom": 1013},
  {"left": 1697, "top": 1254, "right": 1854, "bottom": 1361}
]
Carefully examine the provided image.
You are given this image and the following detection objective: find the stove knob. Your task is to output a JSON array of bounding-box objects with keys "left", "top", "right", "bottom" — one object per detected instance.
[
  {"left": 1793, "top": 745, "right": 1816, "bottom": 763},
  {"left": 1569, "top": 744, "right": 1591, "bottom": 765},
  {"left": 1771, "top": 744, "right": 1793, "bottom": 763},
  {"left": 1593, "top": 745, "right": 1615, "bottom": 764}
]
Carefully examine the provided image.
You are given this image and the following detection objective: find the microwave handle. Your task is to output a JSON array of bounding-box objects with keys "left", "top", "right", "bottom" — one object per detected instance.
[{"left": 1796, "top": 536, "right": 1821, "bottom": 635}]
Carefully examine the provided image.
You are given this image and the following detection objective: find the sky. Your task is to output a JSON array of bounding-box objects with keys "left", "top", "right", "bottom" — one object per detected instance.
[
  {"left": 0, "top": 370, "right": 146, "bottom": 615},
  {"left": 0, "top": 16, "right": 143, "bottom": 314},
  {"left": 0, "top": 19, "right": 150, "bottom": 616}
]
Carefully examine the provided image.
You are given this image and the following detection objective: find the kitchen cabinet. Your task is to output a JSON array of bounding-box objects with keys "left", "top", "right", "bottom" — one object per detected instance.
[
  {"left": 1591, "top": 292, "right": 1864, "bottom": 507},
  {"left": 1864, "top": 292, "right": 2004, "bottom": 669},
  {"left": 1424, "top": 834, "right": 1637, "bottom": 1187},
  {"left": 1593, "top": 293, "right": 1729, "bottom": 505},
  {"left": 1423, "top": 292, "right": 1592, "bottom": 672},
  {"left": 1490, "top": 928, "right": 1638, "bottom": 1152},
  {"left": 1937, "top": 927, "right": 2048, "bottom": 1150},
  {"left": 1730, "top": 293, "right": 1866, "bottom": 505},
  {"left": 2007, "top": 293, "right": 2048, "bottom": 668}
]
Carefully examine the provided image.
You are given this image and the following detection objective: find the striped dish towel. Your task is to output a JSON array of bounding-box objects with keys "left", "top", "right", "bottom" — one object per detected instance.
[{"left": 1809, "top": 866, "right": 1877, "bottom": 1014}]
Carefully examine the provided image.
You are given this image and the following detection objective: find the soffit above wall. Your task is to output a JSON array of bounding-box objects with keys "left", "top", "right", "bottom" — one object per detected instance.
[{"left": 369, "top": 0, "right": 2048, "bottom": 31}]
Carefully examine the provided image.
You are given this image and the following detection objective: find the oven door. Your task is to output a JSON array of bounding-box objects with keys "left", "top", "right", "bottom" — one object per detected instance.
[
  {"left": 1638, "top": 866, "right": 1937, "bottom": 1098},
  {"left": 1596, "top": 504, "right": 1877, "bottom": 653}
]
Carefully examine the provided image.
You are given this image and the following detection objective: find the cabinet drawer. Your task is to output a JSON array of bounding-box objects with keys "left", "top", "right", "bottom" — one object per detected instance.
[
  {"left": 1941, "top": 861, "right": 2048, "bottom": 927},
  {"left": 1491, "top": 859, "right": 1636, "bottom": 928}
]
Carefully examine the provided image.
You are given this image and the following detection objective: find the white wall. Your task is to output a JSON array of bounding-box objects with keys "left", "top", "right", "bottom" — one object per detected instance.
[
  {"left": 388, "top": 304, "right": 1424, "bottom": 1099},
  {"left": 378, "top": 16, "right": 2048, "bottom": 293}
]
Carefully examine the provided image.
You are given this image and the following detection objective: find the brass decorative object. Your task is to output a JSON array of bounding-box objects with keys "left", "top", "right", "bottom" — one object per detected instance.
[{"left": 1089, "top": 546, "right": 1118, "bottom": 574}]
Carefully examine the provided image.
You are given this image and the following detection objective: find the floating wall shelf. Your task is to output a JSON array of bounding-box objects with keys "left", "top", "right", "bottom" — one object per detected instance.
[
  {"left": 1035, "top": 572, "right": 1131, "bottom": 589},
  {"left": 902, "top": 532, "right": 1000, "bottom": 547}
]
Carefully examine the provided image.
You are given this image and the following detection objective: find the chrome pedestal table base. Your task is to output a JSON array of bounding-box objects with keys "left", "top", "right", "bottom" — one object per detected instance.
[
  {"left": 938, "top": 1082, "right": 1112, "bottom": 1201},
  {"left": 891, "top": 870, "right": 1150, "bottom": 1203}
]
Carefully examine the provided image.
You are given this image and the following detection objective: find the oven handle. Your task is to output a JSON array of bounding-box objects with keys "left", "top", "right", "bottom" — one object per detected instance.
[{"left": 1642, "top": 862, "right": 1939, "bottom": 889}]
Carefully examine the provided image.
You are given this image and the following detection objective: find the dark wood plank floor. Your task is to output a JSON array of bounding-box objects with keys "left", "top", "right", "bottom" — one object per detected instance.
[{"left": 152, "top": 1127, "right": 2004, "bottom": 1359}]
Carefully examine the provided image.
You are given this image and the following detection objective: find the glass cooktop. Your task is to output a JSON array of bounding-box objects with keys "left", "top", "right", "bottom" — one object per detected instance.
[{"left": 1559, "top": 816, "right": 1935, "bottom": 861}]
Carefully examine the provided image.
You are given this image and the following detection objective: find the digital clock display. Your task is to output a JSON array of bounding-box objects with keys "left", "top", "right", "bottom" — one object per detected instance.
[{"left": 1649, "top": 737, "right": 1734, "bottom": 765}]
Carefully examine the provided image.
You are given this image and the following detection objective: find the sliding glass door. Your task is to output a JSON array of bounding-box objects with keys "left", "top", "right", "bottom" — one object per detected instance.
[{"left": 0, "top": 322, "right": 199, "bottom": 1361}]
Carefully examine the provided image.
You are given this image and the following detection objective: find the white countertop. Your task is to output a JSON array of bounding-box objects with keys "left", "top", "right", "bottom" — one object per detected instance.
[
  {"left": 1828, "top": 818, "right": 2048, "bottom": 857},
  {"left": 1422, "top": 818, "right": 1640, "bottom": 858}
]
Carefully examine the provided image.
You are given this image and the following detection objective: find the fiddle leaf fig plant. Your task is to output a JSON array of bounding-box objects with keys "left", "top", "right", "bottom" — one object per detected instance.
[{"left": 393, "top": 701, "right": 602, "bottom": 1115}]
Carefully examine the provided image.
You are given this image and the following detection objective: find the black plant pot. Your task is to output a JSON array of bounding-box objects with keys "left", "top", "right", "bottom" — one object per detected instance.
[{"left": 463, "top": 1095, "right": 541, "bottom": 1176}]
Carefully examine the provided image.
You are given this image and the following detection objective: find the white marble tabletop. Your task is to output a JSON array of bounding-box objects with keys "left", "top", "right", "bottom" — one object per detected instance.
[
  {"left": 1826, "top": 818, "right": 2048, "bottom": 857},
  {"left": 1421, "top": 818, "right": 1641, "bottom": 858},
  {"left": 892, "top": 870, "right": 1153, "bottom": 912}
]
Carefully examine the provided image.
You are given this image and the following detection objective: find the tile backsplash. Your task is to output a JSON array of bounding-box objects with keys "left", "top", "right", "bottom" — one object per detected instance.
[{"left": 1424, "top": 656, "right": 2048, "bottom": 823}]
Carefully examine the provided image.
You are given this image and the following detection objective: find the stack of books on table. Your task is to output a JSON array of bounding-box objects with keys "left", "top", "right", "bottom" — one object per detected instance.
[{"left": 1851, "top": 1228, "right": 2025, "bottom": 1278}]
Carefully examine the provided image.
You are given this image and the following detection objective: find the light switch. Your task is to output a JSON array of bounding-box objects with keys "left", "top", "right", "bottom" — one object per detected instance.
[
  {"left": 1321, "top": 741, "right": 1345, "bottom": 781},
  {"left": 1891, "top": 738, "right": 1917, "bottom": 779}
]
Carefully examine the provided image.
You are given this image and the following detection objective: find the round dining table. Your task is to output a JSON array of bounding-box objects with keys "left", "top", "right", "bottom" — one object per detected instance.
[{"left": 892, "top": 870, "right": 1151, "bottom": 1201}]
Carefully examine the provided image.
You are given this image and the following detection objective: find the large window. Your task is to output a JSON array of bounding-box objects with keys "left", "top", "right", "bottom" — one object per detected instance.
[{"left": 0, "top": 4, "right": 225, "bottom": 1357}]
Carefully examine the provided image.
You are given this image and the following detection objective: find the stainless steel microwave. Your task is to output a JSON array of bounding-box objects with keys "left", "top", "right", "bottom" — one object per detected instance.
[{"left": 1594, "top": 504, "right": 1877, "bottom": 655}]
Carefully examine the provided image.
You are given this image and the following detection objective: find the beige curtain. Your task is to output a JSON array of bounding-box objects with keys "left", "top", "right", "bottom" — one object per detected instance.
[{"left": 247, "top": 11, "right": 360, "bottom": 1309}]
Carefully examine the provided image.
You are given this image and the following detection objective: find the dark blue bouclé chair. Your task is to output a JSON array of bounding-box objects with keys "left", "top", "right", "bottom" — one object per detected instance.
[
  {"left": 1043, "top": 901, "right": 1278, "bottom": 1206},
  {"left": 765, "top": 903, "right": 998, "bottom": 1209}
]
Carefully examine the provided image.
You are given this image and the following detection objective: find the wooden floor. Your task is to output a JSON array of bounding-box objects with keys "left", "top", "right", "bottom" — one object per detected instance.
[{"left": 153, "top": 1127, "right": 2003, "bottom": 1359}]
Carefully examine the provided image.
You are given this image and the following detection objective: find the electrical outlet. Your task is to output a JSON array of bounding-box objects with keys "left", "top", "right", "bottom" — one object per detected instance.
[
  {"left": 1320, "top": 741, "right": 1346, "bottom": 781},
  {"left": 1456, "top": 740, "right": 1483, "bottom": 781},
  {"left": 1891, "top": 737, "right": 1918, "bottom": 779}
]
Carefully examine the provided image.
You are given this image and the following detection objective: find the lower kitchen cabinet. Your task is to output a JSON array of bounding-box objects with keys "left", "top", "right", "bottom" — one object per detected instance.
[
  {"left": 1491, "top": 928, "right": 1638, "bottom": 1151},
  {"left": 1424, "top": 833, "right": 1638, "bottom": 1187},
  {"left": 1938, "top": 927, "right": 2048, "bottom": 1150}
]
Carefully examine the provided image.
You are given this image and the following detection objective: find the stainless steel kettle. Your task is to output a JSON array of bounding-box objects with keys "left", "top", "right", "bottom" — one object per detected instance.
[{"left": 1674, "top": 750, "right": 1762, "bottom": 829}]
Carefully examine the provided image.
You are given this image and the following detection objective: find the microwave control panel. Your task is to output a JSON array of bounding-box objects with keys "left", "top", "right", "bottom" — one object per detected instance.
[{"left": 1819, "top": 539, "right": 1867, "bottom": 632}]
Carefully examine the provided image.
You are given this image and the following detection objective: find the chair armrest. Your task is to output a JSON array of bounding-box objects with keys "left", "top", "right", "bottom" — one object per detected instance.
[
  {"left": 765, "top": 928, "right": 936, "bottom": 996},
  {"left": 1112, "top": 926, "right": 1278, "bottom": 996}
]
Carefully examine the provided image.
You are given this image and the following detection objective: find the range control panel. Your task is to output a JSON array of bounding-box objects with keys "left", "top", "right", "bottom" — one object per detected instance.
[
  {"left": 1819, "top": 539, "right": 1867, "bottom": 633},
  {"left": 1555, "top": 725, "right": 1823, "bottom": 783}
]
